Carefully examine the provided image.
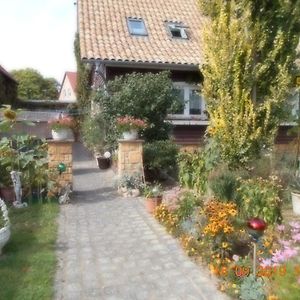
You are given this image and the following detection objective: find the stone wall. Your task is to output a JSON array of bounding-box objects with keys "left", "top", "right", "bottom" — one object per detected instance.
[
  {"left": 118, "top": 140, "right": 144, "bottom": 178},
  {"left": 48, "top": 140, "right": 73, "bottom": 192}
]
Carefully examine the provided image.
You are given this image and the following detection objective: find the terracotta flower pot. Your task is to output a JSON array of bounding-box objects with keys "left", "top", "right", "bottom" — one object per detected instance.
[{"left": 145, "top": 196, "right": 162, "bottom": 214}]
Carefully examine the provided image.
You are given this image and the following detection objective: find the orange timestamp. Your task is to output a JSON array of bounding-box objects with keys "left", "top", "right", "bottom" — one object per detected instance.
[{"left": 214, "top": 264, "right": 300, "bottom": 278}]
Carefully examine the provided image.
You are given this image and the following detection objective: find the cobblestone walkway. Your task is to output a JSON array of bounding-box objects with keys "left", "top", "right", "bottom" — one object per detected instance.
[{"left": 54, "top": 143, "right": 228, "bottom": 300}]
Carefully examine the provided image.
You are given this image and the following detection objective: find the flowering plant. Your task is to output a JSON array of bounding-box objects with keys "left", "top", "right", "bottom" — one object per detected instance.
[
  {"left": 116, "top": 116, "right": 147, "bottom": 132},
  {"left": 48, "top": 115, "right": 74, "bottom": 131},
  {"left": 0, "top": 198, "right": 9, "bottom": 228}
]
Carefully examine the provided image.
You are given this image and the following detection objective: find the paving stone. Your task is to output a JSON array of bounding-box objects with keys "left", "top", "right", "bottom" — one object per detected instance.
[{"left": 54, "top": 143, "right": 229, "bottom": 300}]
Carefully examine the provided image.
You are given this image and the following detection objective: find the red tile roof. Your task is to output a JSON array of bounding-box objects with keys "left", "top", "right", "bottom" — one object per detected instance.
[
  {"left": 78, "top": 0, "right": 206, "bottom": 66},
  {"left": 65, "top": 72, "right": 77, "bottom": 92}
]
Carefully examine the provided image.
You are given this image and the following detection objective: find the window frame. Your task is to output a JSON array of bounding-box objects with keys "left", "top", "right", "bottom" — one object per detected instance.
[
  {"left": 171, "top": 82, "right": 206, "bottom": 118},
  {"left": 167, "top": 23, "right": 188, "bottom": 39},
  {"left": 127, "top": 18, "right": 148, "bottom": 36}
]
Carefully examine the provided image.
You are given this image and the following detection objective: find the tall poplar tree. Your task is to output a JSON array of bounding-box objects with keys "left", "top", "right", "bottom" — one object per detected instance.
[{"left": 199, "top": 0, "right": 300, "bottom": 167}]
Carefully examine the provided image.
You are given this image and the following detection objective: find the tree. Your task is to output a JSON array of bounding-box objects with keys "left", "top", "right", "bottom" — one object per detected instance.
[
  {"left": 199, "top": 0, "right": 300, "bottom": 168},
  {"left": 10, "top": 68, "right": 59, "bottom": 100},
  {"left": 93, "top": 71, "right": 181, "bottom": 147}
]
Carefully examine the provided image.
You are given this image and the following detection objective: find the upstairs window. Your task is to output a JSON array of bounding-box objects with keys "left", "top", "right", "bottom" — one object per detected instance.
[
  {"left": 167, "top": 23, "right": 188, "bottom": 39},
  {"left": 127, "top": 18, "right": 148, "bottom": 36}
]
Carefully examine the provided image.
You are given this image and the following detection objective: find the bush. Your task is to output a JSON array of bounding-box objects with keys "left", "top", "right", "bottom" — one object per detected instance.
[
  {"left": 177, "top": 150, "right": 208, "bottom": 194},
  {"left": 143, "top": 140, "right": 179, "bottom": 178},
  {"left": 237, "top": 176, "right": 282, "bottom": 224},
  {"left": 176, "top": 191, "right": 202, "bottom": 221},
  {"left": 208, "top": 169, "right": 239, "bottom": 202},
  {"left": 81, "top": 113, "right": 109, "bottom": 153},
  {"left": 92, "top": 71, "right": 182, "bottom": 145}
]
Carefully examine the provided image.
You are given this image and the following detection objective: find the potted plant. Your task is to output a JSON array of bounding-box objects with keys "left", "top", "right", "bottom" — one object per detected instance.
[
  {"left": 143, "top": 183, "right": 163, "bottom": 213},
  {"left": 116, "top": 116, "right": 147, "bottom": 140},
  {"left": 118, "top": 173, "right": 143, "bottom": 197},
  {"left": 48, "top": 114, "right": 74, "bottom": 141},
  {"left": 96, "top": 151, "right": 111, "bottom": 170},
  {"left": 0, "top": 198, "right": 10, "bottom": 255},
  {"left": 290, "top": 176, "right": 300, "bottom": 215}
]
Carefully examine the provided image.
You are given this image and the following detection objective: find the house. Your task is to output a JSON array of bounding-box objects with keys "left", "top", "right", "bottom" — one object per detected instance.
[
  {"left": 58, "top": 72, "right": 77, "bottom": 102},
  {"left": 0, "top": 65, "right": 18, "bottom": 107},
  {"left": 77, "top": 0, "right": 297, "bottom": 149}
]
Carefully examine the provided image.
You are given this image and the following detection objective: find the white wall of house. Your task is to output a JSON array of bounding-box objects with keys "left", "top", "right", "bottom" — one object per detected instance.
[{"left": 59, "top": 76, "right": 76, "bottom": 102}]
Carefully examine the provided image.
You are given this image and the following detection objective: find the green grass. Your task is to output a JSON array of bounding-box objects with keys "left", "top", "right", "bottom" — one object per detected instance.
[{"left": 0, "top": 203, "right": 59, "bottom": 300}]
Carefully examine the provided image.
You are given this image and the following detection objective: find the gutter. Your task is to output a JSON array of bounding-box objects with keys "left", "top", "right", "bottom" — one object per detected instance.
[{"left": 82, "top": 58, "right": 200, "bottom": 71}]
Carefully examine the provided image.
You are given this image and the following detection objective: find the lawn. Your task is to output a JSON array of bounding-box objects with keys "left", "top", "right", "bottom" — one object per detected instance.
[{"left": 0, "top": 203, "right": 59, "bottom": 300}]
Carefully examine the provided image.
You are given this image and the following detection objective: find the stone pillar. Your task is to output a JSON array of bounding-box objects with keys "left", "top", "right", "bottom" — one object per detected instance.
[
  {"left": 118, "top": 140, "right": 144, "bottom": 178},
  {"left": 48, "top": 140, "right": 73, "bottom": 192}
]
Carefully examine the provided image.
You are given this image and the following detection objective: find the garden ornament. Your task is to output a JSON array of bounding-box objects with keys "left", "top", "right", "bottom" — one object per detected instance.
[
  {"left": 58, "top": 183, "right": 72, "bottom": 205},
  {"left": 57, "top": 162, "right": 67, "bottom": 175},
  {"left": 104, "top": 151, "right": 111, "bottom": 158},
  {"left": 10, "top": 171, "right": 28, "bottom": 208},
  {"left": 247, "top": 218, "right": 267, "bottom": 277}
]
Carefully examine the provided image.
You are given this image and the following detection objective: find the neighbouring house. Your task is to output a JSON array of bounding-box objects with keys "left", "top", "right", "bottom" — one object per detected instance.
[
  {"left": 0, "top": 65, "right": 18, "bottom": 107},
  {"left": 77, "top": 0, "right": 297, "bottom": 149},
  {"left": 59, "top": 72, "right": 77, "bottom": 102}
]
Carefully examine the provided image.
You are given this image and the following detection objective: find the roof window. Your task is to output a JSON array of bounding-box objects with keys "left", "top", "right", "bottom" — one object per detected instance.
[
  {"left": 127, "top": 18, "right": 148, "bottom": 36},
  {"left": 168, "top": 23, "right": 188, "bottom": 39}
]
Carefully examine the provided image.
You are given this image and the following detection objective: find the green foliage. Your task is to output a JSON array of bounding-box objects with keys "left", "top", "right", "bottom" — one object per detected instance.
[
  {"left": 176, "top": 191, "right": 202, "bottom": 221},
  {"left": 0, "top": 203, "right": 59, "bottom": 300},
  {"left": 0, "top": 135, "right": 56, "bottom": 200},
  {"left": 208, "top": 168, "right": 238, "bottom": 202},
  {"left": 81, "top": 112, "right": 108, "bottom": 153},
  {"left": 271, "top": 261, "right": 300, "bottom": 300},
  {"left": 199, "top": 0, "right": 300, "bottom": 168},
  {"left": 143, "top": 140, "right": 179, "bottom": 174},
  {"left": 93, "top": 71, "right": 181, "bottom": 143},
  {"left": 177, "top": 150, "right": 208, "bottom": 194},
  {"left": 10, "top": 68, "right": 58, "bottom": 100},
  {"left": 237, "top": 177, "right": 282, "bottom": 224},
  {"left": 142, "top": 183, "right": 163, "bottom": 198},
  {"left": 74, "top": 33, "right": 92, "bottom": 108},
  {"left": 240, "top": 275, "right": 266, "bottom": 300}
]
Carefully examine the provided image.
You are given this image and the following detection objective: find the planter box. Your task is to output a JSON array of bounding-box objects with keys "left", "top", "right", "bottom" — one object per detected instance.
[{"left": 0, "top": 226, "right": 10, "bottom": 255}]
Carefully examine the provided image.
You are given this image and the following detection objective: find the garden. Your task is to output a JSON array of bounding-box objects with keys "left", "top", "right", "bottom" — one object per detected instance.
[
  {"left": 76, "top": 2, "right": 300, "bottom": 299},
  {"left": 0, "top": 106, "right": 61, "bottom": 299}
]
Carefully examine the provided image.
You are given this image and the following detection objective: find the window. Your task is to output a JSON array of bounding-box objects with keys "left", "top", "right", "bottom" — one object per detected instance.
[
  {"left": 127, "top": 18, "right": 148, "bottom": 36},
  {"left": 173, "top": 83, "right": 206, "bottom": 117},
  {"left": 168, "top": 23, "right": 188, "bottom": 39}
]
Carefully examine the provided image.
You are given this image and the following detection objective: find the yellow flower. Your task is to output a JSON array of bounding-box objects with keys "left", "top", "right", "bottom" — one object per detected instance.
[
  {"left": 222, "top": 242, "right": 229, "bottom": 249},
  {"left": 4, "top": 108, "right": 17, "bottom": 121},
  {"left": 268, "top": 295, "right": 279, "bottom": 300}
]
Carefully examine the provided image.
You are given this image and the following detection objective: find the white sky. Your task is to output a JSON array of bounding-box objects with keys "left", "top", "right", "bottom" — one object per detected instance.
[{"left": 0, "top": 0, "right": 77, "bottom": 83}]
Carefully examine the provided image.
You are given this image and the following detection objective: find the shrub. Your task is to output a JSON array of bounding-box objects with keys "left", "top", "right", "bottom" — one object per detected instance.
[
  {"left": 93, "top": 71, "right": 182, "bottom": 144},
  {"left": 143, "top": 140, "right": 178, "bottom": 174},
  {"left": 208, "top": 169, "right": 239, "bottom": 202},
  {"left": 177, "top": 150, "right": 208, "bottom": 194},
  {"left": 81, "top": 113, "right": 109, "bottom": 153},
  {"left": 176, "top": 191, "right": 202, "bottom": 221},
  {"left": 237, "top": 176, "right": 282, "bottom": 224}
]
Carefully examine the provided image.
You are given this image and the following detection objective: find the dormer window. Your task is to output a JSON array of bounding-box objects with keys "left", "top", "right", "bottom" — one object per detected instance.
[
  {"left": 127, "top": 18, "right": 148, "bottom": 36},
  {"left": 168, "top": 23, "right": 188, "bottom": 39}
]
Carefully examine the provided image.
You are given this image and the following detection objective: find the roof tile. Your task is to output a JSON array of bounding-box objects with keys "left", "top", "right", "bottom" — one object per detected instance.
[{"left": 78, "top": 0, "right": 205, "bottom": 66}]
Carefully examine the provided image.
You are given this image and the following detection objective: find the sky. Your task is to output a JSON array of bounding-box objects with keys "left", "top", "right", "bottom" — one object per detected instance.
[{"left": 0, "top": 0, "right": 77, "bottom": 83}]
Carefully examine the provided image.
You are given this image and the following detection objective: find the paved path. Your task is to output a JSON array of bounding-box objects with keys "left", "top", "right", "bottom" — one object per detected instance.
[{"left": 54, "top": 143, "right": 228, "bottom": 300}]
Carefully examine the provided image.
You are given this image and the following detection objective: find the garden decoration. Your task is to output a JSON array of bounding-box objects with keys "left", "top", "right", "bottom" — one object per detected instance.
[
  {"left": 247, "top": 218, "right": 267, "bottom": 277},
  {"left": 58, "top": 183, "right": 72, "bottom": 205},
  {"left": 0, "top": 198, "right": 10, "bottom": 255},
  {"left": 10, "top": 171, "right": 27, "bottom": 208},
  {"left": 57, "top": 162, "right": 66, "bottom": 175}
]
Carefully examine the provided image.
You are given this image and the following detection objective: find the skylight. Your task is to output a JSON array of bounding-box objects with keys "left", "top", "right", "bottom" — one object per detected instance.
[
  {"left": 127, "top": 18, "right": 148, "bottom": 36},
  {"left": 168, "top": 23, "right": 188, "bottom": 39}
]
